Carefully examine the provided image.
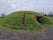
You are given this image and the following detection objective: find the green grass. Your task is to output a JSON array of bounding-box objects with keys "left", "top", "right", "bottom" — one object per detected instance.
[{"left": 0, "top": 11, "right": 53, "bottom": 31}]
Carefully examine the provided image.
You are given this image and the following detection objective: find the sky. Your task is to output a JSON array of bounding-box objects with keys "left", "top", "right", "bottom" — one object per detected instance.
[{"left": 0, "top": 0, "right": 53, "bottom": 15}]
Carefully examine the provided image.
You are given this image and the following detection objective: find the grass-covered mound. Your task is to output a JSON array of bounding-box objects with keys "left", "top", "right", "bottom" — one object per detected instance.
[{"left": 0, "top": 11, "right": 53, "bottom": 31}]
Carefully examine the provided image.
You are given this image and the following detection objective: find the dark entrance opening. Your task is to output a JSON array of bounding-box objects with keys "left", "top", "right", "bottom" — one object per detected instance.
[{"left": 36, "top": 16, "right": 43, "bottom": 23}]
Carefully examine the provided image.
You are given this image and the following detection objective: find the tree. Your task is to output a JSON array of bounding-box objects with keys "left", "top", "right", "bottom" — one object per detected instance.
[
  {"left": 1, "top": 13, "right": 5, "bottom": 17},
  {"left": 48, "top": 12, "right": 53, "bottom": 16}
]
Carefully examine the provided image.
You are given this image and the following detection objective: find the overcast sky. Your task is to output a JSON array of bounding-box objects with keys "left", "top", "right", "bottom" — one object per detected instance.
[{"left": 0, "top": 0, "right": 53, "bottom": 15}]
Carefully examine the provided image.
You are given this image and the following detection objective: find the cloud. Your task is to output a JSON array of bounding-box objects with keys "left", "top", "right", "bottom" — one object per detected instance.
[
  {"left": 0, "top": 0, "right": 53, "bottom": 14},
  {"left": 11, "top": 4, "right": 16, "bottom": 8}
]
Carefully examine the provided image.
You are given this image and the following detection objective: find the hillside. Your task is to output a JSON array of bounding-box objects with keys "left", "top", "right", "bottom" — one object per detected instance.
[{"left": 0, "top": 11, "right": 53, "bottom": 31}]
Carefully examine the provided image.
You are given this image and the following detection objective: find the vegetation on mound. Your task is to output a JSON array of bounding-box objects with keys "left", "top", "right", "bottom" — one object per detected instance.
[{"left": 0, "top": 11, "right": 53, "bottom": 31}]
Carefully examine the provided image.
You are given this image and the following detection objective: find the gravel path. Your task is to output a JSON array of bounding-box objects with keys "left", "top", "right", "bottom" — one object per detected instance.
[
  {"left": 0, "top": 24, "right": 53, "bottom": 40},
  {"left": 43, "top": 24, "right": 53, "bottom": 40}
]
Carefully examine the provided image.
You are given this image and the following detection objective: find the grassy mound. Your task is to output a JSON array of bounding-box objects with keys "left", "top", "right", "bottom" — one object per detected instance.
[{"left": 0, "top": 11, "right": 53, "bottom": 31}]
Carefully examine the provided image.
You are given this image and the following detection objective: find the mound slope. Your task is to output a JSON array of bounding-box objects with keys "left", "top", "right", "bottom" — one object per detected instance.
[{"left": 0, "top": 11, "right": 53, "bottom": 31}]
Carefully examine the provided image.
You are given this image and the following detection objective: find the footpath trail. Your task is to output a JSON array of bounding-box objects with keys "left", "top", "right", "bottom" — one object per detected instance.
[
  {"left": 0, "top": 24, "right": 53, "bottom": 40},
  {"left": 43, "top": 24, "right": 53, "bottom": 40}
]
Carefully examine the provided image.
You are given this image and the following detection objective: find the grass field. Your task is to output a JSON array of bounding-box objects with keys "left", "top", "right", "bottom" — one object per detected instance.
[{"left": 0, "top": 11, "right": 53, "bottom": 31}]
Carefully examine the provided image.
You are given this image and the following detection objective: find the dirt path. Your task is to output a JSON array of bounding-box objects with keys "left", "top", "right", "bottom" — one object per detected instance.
[
  {"left": 43, "top": 24, "right": 53, "bottom": 40},
  {"left": 0, "top": 24, "right": 53, "bottom": 40}
]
